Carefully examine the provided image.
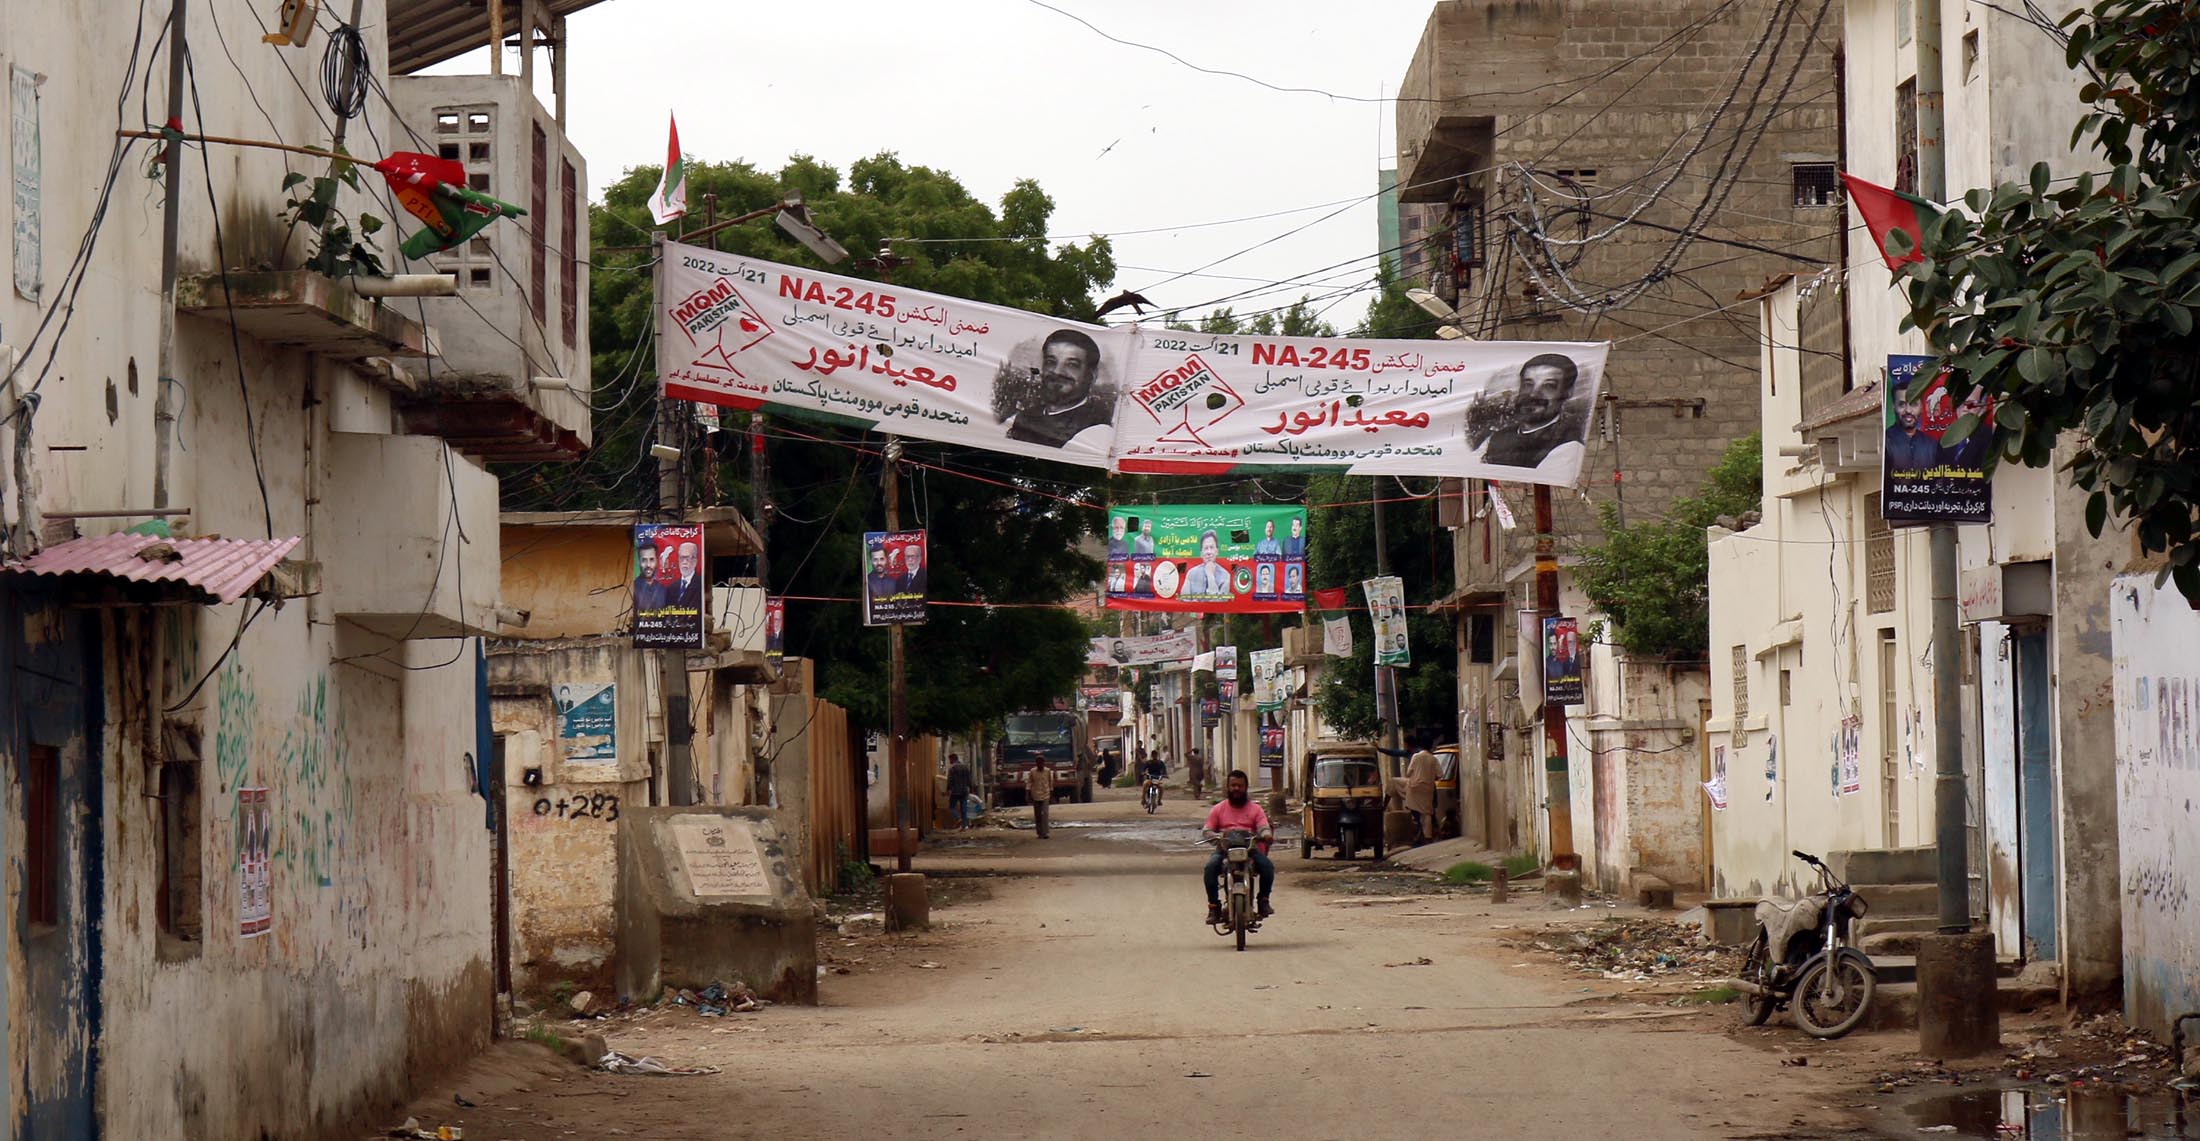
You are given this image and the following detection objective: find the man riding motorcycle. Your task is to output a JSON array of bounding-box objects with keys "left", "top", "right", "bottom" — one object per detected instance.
[
  {"left": 1202, "top": 770, "right": 1275, "bottom": 925},
  {"left": 1141, "top": 753, "right": 1168, "bottom": 804}
]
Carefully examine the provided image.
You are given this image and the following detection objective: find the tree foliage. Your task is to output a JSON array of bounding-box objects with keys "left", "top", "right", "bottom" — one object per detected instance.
[
  {"left": 1573, "top": 433, "right": 1762, "bottom": 659},
  {"left": 1897, "top": 1, "right": 2200, "bottom": 601},
  {"left": 523, "top": 154, "right": 1117, "bottom": 732}
]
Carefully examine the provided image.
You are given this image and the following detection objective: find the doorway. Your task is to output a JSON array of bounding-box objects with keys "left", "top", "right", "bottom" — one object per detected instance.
[
  {"left": 2011, "top": 627, "right": 2059, "bottom": 961},
  {"left": 489, "top": 735, "right": 513, "bottom": 1030}
]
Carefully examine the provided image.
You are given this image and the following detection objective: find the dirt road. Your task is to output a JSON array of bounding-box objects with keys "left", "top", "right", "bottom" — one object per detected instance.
[{"left": 401, "top": 788, "right": 1868, "bottom": 1139}]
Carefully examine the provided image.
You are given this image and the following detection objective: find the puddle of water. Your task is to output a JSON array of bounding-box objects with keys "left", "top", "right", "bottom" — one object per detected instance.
[{"left": 1905, "top": 1084, "right": 2198, "bottom": 1138}]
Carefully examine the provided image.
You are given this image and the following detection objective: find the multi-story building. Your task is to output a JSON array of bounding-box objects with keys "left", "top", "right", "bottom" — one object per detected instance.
[
  {"left": 0, "top": 2, "right": 602, "bottom": 1133},
  {"left": 1394, "top": 0, "right": 1839, "bottom": 892}
]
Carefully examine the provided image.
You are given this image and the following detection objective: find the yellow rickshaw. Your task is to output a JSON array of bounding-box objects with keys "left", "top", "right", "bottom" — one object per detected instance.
[{"left": 1297, "top": 743, "right": 1386, "bottom": 861}]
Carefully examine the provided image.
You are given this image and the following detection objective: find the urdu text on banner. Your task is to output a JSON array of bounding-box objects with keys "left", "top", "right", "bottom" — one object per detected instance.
[{"left": 657, "top": 241, "right": 1611, "bottom": 486}]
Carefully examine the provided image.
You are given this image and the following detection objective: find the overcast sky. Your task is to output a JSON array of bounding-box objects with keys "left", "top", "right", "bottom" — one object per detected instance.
[{"left": 434, "top": 0, "right": 1440, "bottom": 330}]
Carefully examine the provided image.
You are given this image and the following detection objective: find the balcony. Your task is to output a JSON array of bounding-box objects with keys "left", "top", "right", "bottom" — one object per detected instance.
[
  {"left": 322, "top": 431, "right": 501, "bottom": 639},
  {"left": 175, "top": 270, "right": 430, "bottom": 365}
]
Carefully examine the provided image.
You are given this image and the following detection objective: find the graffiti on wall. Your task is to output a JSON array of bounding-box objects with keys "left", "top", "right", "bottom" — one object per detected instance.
[{"left": 2109, "top": 575, "right": 2200, "bottom": 1034}]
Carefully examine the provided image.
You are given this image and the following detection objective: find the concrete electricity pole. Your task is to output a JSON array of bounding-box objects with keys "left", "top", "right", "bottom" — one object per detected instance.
[
  {"left": 1534, "top": 484, "right": 1575, "bottom": 876},
  {"left": 883, "top": 437, "right": 911, "bottom": 874}
]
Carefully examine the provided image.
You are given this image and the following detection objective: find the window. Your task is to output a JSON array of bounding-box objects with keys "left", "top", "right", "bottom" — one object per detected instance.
[
  {"left": 467, "top": 172, "right": 491, "bottom": 192},
  {"left": 531, "top": 122, "right": 548, "bottom": 326},
  {"left": 156, "top": 756, "right": 203, "bottom": 950},
  {"left": 469, "top": 237, "right": 491, "bottom": 256},
  {"left": 471, "top": 267, "right": 493, "bottom": 287},
  {"left": 1792, "top": 163, "right": 1839, "bottom": 207},
  {"left": 1730, "top": 645, "right": 1750, "bottom": 725},
  {"left": 1895, "top": 80, "right": 1920, "bottom": 195},
  {"left": 437, "top": 143, "right": 460, "bottom": 162},
  {"left": 435, "top": 111, "right": 460, "bottom": 132},
  {"left": 25, "top": 744, "right": 59, "bottom": 927},
  {"left": 1866, "top": 493, "right": 1896, "bottom": 613},
  {"left": 1780, "top": 668, "right": 1793, "bottom": 708},
  {"left": 470, "top": 142, "right": 491, "bottom": 163},
  {"left": 467, "top": 111, "right": 491, "bottom": 132},
  {"left": 561, "top": 158, "right": 579, "bottom": 347},
  {"left": 1897, "top": 0, "right": 1913, "bottom": 45},
  {"left": 1469, "top": 613, "right": 1496, "bottom": 664}
]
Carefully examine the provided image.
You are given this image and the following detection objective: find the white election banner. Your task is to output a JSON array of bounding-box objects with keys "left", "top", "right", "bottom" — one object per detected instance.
[
  {"left": 1113, "top": 330, "right": 1608, "bottom": 486},
  {"left": 1364, "top": 575, "right": 1409, "bottom": 667},
  {"left": 1322, "top": 615, "right": 1353, "bottom": 658},
  {"left": 658, "top": 240, "right": 1125, "bottom": 469},
  {"left": 1086, "top": 627, "right": 1199, "bottom": 667}
]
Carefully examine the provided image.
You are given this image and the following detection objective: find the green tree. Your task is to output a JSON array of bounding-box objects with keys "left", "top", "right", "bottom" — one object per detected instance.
[
  {"left": 1573, "top": 433, "right": 1762, "bottom": 658},
  {"left": 1895, "top": 1, "right": 2200, "bottom": 601},
  {"left": 1355, "top": 259, "right": 1442, "bottom": 339},
  {"left": 1308, "top": 472, "right": 1456, "bottom": 741},
  {"left": 523, "top": 153, "right": 1117, "bottom": 732}
]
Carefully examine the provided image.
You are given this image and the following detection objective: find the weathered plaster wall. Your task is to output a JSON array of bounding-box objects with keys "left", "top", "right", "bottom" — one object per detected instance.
[{"left": 2107, "top": 577, "right": 2200, "bottom": 1036}]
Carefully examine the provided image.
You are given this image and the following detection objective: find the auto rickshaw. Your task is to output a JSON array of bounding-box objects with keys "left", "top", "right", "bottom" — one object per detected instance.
[
  {"left": 1297, "top": 743, "right": 1386, "bottom": 861},
  {"left": 1433, "top": 743, "right": 1462, "bottom": 840}
]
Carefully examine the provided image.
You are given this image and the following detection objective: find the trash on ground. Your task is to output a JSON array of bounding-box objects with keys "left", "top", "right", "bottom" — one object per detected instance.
[{"left": 598, "top": 1050, "right": 722, "bottom": 1076}]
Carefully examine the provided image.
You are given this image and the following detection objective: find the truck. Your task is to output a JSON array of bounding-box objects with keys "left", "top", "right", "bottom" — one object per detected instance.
[{"left": 994, "top": 710, "right": 1093, "bottom": 806}]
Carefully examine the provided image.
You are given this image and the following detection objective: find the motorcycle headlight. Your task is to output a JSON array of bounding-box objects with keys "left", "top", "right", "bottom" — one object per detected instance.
[{"left": 1847, "top": 895, "right": 1870, "bottom": 918}]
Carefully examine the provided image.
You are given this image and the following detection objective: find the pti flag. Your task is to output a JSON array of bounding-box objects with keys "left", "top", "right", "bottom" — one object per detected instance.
[
  {"left": 373, "top": 151, "right": 525, "bottom": 259},
  {"left": 1841, "top": 171, "right": 1940, "bottom": 271},
  {"left": 1104, "top": 504, "right": 1307, "bottom": 614},
  {"left": 648, "top": 113, "right": 688, "bottom": 225}
]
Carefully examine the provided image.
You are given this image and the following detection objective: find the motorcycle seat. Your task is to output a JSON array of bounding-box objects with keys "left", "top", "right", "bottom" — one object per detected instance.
[{"left": 1755, "top": 897, "right": 1825, "bottom": 965}]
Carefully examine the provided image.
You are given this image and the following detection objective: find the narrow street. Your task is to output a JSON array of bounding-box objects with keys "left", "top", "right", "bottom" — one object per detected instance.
[{"left": 403, "top": 787, "right": 1863, "bottom": 1140}]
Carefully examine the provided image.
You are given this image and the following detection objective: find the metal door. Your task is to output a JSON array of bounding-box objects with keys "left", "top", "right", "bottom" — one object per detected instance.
[
  {"left": 7, "top": 595, "right": 103, "bottom": 1139},
  {"left": 2012, "top": 627, "right": 2059, "bottom": 960}
]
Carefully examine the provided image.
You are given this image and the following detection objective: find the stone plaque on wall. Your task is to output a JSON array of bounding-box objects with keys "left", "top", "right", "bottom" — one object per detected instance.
[{"left": 669, "top": 816, "right": 771, "bottom": 899}]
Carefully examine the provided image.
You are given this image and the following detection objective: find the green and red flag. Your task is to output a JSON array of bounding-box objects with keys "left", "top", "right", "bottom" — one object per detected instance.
[
  {"left": 372, "top": 151, "right": 526, "bottom": 260},
  {"left": 647, "top": 112, "right": 687, "bottom": 225},
  {"left": 1841, "top": 171, "right": 1941, "bottom": 271}
]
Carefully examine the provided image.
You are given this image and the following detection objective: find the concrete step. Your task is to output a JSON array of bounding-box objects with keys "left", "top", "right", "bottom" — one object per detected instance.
[
  {"left": 1860, "top": 974, "right": 2059, "bottom": 1033},
  {"left": 1827, "top": 846, "right": 1938, "bottom": 886},
  {"left": 1852, "top": 882, "right": 1940, "bottom": 915},
  {"left": 1857, "top": 914, "right": 1940, "bottom": 940}
]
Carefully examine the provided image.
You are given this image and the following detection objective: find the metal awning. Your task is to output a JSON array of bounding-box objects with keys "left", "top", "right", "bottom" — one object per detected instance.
[
  {"left": 388, "top": 0, "right": 614, "bottom": 75},
  {"left": 3, "top": 534, "right": 303, "bottom": 605}
]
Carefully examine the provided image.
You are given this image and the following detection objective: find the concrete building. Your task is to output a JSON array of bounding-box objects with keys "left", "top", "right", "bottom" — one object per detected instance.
[
  {"left": 487, "top": 508, "right": 773, "bottom": 1000},
  {"left": 1707, "top": 0, "right": 2129, "bottom": 1009},
  {"left": 1395, "top": 0, "right": 1838, "bottom": 890},
  {"left": 0, "top": 2, "right": 605, "bottom": 1134}
]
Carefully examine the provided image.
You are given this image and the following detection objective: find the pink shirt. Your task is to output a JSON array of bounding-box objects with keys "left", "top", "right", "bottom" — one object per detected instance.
[{"left": 1204, "top": 797, "right": 1271, "bottom": 835}]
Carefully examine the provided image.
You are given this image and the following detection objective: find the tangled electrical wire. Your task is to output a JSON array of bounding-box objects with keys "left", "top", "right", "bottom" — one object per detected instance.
[{"left": 319, "top": 21, "right": 369, "bottom": 121}]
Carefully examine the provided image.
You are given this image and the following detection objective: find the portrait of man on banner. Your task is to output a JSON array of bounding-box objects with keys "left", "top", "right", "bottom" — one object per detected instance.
[
  {"left": 1882, "top": 354, "right": 1993, "bottom": 525},
  {"left": 765, "top": 598, "right": 785, "bottom": 667},
  {"left": 1543, "top": 616, "right": 1585, "bottom": 706},
  {"left": 997, "top": 328, "right": 1117, "bottom": 449},
  {"left": 1464, "top": 352, "right": 1597, "bottom": 476},
  {"left": 633, "top": 524, "right": 706, "bottom": 650},
  {"left": 863, "top": 530, "right": 929, "bottom": 626},
  {"left": 1104, "top": 505, "right": 1307, "bottom": 615}
]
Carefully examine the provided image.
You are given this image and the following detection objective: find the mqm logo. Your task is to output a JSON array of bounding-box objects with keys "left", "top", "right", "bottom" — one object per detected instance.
[
  {"left": 1133, "top": 353, "right": 1244, "bottom": 447},
  {"left": 673, "top": 276, "right": 772, "bottom": 372}
]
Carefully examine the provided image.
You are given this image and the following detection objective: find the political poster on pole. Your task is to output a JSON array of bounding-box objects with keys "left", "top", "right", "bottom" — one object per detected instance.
[
  {"left": 1249, "top": 648, "right": 1287, "bottom": 712},
  {"left": 1217, "top": 675, "right": 1235, "bottom": 714},
  {"left": 1259, "top": 724, "right": 1285, "bottom": 769},
  {"left": 632, "top": 524, "right": 706, "bottom": 649},
  {"left": 764, "top": 597, "right": 785, "bottom": 667},
  {"left": 1543, "top": 616, "right": 1584, "bottom": 706},
  {"left": 1086, "top": 627, "right": 1199, "bottom": 667},
  {"left": 1322, "top": 615, "right": 1353, "bottom": 658},
  {"left": 1213, "top": 644, "right": 1238, "bottom": 679},
  {"left": 1882, "top": 354, "right": 1993, "bottom": 525},
  {"left": 861, "top": 530, "right": 928, "bottom": 626},
  {"left": 1102, "top": 504, "right": 1307, "bottom": 613},
  {"left": 1363, "top": 576, "right": 1409, "bottom": 667}
]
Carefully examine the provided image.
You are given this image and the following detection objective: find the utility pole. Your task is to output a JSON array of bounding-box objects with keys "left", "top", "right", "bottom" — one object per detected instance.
[
  {"left": 650, "top": 233, "right": 696, "bottom": 807},
  {"left": 1534, "top": 484, "right": 1575, "bottom": 871},
  {"left": 150, "top": 0, "right": 188, "bottom": 511},
  {"left": 1370, "top": 477, "right": 1401, "bottom": 755},
  {"left": 883, "top": 436, "right": 911, "bottom": 873},
  {"left": 1910, "top": 0, "right": 1995, "bottom": 1056}
]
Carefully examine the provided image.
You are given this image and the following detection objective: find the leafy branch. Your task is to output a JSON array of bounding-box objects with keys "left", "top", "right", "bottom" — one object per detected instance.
[{"left": 278, "top": 157, "right": 385, "bottom": 280}]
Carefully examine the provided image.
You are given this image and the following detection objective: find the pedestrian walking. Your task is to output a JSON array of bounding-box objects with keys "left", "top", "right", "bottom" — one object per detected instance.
[
  {"left": 1188, "top": 748, "right": 1207, "bottom": 799},
  {"left": 945, "top": 753, "right": 974, "bottom": 829},
  {"left": 1403, "top": 733, "right": 1440, "bottom": 845},
  {"left": 1025, "top": 764, "right": 1051, "bottom": 839}
]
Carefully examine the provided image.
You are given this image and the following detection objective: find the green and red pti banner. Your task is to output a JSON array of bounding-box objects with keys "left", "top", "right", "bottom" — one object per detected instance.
[{"left": 1103, "top": 504, "right": 1307, "bottom": 614}]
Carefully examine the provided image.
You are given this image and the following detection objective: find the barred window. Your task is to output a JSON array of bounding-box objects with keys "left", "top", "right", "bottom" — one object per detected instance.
[
  {"left": 1866, "top": 493, "right": 1896, "bottom": 613},
  {"left": 1793, "top": 163, "right": 1839, "bottom": 208}
]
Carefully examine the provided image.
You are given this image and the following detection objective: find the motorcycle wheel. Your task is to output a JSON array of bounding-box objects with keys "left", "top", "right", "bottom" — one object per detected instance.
[
  {"left": 1737, "top": 931, "right": 1774, "bottom": 1027},
  {"left": 1233, "top": 898, "right": 1247, "bottom": 951},
  {"left": 1792, "top": 951, "right": 1875, "bottom": 1039}
]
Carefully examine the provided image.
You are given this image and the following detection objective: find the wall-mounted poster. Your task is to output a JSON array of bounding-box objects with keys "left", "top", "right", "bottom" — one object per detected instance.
[
  {"left": 1250, "top": 648, "right": 1287, "bottom": 712},
  {"left": 555, "top": 682, "right": 618, "bottom": 763},
  {"left": 1883, "top": 354, "right": 1993, "bottom": 525},
  {"left": 764, "top": 597, "right": 785, "bottom": 667},
  {"left": 238, "top": 788, "right": 272, "bottom": 938},
  {"left": 1103, "top": 505, "right": 1307, "bottom": 614},
  {"left": 1704, "top": 748, "right": 1729, "bottom": 811},
  {"left": 862, "top": 530, "right": 928, "bottom": 626},
  {"left": 1543, "top": 616, "right": 1584, "bottom": 706},
  {"left": 633, "top": 523, "right": 706, "bottom": 649}
]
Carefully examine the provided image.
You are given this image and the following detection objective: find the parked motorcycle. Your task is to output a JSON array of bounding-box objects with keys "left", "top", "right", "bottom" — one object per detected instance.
[
  {"left": 1209, "top": 828, "right": 1264, "bottom": 951},
  {"left": 1143, "top": 779, "right": 1164, "bottom": 814},
  {"left": 1734, "top": 849, "right": 1877, "bottom": 1038}
]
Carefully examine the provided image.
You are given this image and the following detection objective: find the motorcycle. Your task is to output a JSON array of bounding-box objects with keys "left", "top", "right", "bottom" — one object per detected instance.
[
  {"left": 1208, "top": 828, "right": 1265, "bottom": 951},
  {"left": 1733, "top": 849, "right": 1877, "bottom": 1038},
  {"left": 1143, "top": 778, "right": 1164, "bottom": 814}
]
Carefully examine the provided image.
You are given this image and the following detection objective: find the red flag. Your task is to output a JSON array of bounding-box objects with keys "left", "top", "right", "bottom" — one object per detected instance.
[
  {"left": 1312, "top": 587, "right": 1349, "bottom": 611},
  {"left": 1840, "top": 172, "right": 1940, "bottom": 271}
]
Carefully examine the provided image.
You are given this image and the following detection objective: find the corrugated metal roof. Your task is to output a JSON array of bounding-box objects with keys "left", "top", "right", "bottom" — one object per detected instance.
[
  {"left": 1796, "top": 379, "right": 1883, "bottom": 434},
  {"left": 4, "top": 533, "right": 302, "bottom": 605},
  {"left": 388, "top": 0, "right": 615, "bottom": 75}
]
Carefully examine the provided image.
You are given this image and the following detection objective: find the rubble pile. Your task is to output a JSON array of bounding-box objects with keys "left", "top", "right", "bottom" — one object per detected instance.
[{"left": 1510, "top": 917, "right": 1742, "bottom": 983}]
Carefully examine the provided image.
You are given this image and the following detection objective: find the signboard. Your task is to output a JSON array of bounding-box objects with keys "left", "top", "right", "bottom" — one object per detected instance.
[
  {"left": 1200, "top": 698, "right": 1219, "bottom": 727},
  {"left": 764, "top": 597, "right": 785, "bottom": 666},
  {"left": 1364, "top": 576, "right": 1409, "bottom": 667},
  {"left": 555, "top": 682, "right": 618, "bottom": 762},
  {"left": 1213, "top": 645, "right": 1238, "bottom": 679},
  {"left": 1103, "top": 505, "right": 1306, "bottom": 613},
  {"left": 657, "top": 240, "right": 1611, "bottom": 486},
  {"left": 1249, "top": 648, "right": 1287, "bottom": 712},
  {"left": 1078, "top": 685, "right": 1121, "bottom": 713},
  {"left": 1217, "top": 676, "right": 1235, "bottom": 714},
  {"left": 632, "top": 524, "right": 706, "bottom": 649},
  {"left": 1542, "top": 616, "right": 1584, "bottom": 706},
  {"left": 1259, "top": 724, "right": 1285, "bottom": 769},
  {"left": 862, "top": 530, "right": 928, "bottom": 626},
  {"left": 669, "top": 817, "right": 773, "bottom": 898},
  {"left": 238, "top": 788, "right": 272, "bottom": 938},
  {"left": 1883, "top": 354, "right": 1993, "bottom": 525},
  {"left": 1086, "top": 627, "right": 1199, "bottom": 667},
  {"left": 660, "top": 242, "right": 1122, "bottom": 469},
  {"left": 1113, "top": 332, "right": 1609, "bottom": 485}
]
